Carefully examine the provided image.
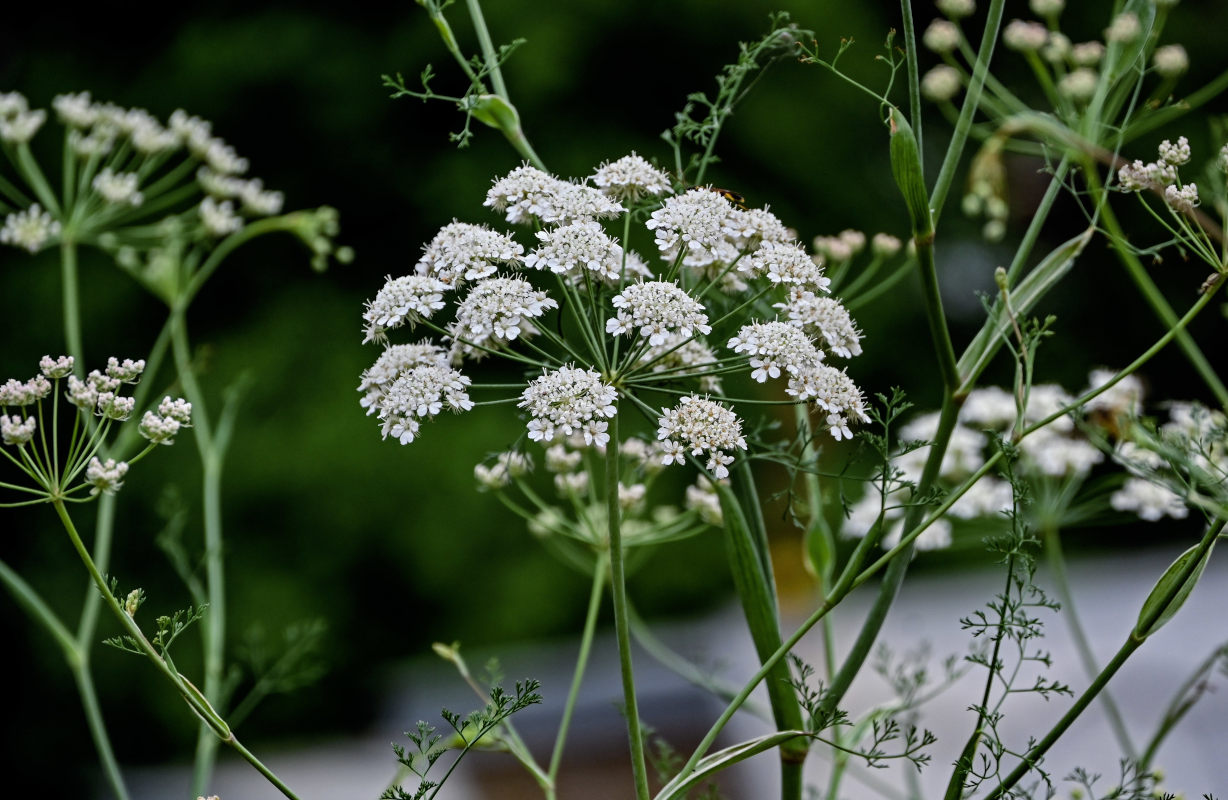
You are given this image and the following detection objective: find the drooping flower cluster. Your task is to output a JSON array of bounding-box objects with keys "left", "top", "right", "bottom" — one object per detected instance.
[
  {"left": 520, "top": 366, "right": 618, "bottom": 446},
  {"left": 606, "top": 281, "right": 711, "bottom": 344},
  {"left": 657, "top": 395, "right": 747, "bottom": 479}
]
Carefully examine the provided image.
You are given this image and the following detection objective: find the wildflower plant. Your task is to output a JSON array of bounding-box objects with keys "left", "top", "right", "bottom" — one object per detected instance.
[
  {"left": 1, "top": 90, "right": 345, "bottom": 800},
  {"left": 368, "top": 2, "right": 1228, "bottom": 800}
]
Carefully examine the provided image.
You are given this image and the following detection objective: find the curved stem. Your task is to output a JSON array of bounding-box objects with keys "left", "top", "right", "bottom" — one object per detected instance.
[
  {"left": 605, "top": 415, "right": 650, "bottom": 800},
  {"left": 547, "top": 552, "right": 607, "bottom": 791}
]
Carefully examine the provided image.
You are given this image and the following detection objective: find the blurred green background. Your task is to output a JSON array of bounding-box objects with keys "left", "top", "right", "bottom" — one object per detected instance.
[{"left": 2, "top": 0, "right": 1226, "bottom": 794}]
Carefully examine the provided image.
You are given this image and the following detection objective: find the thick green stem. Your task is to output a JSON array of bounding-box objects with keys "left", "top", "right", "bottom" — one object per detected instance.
[
  {"left": 547, "top": 553, "right": 607, "bottom": 791},
  {"left": 605, "top": 416, "right": 650, "bottom": 800}
]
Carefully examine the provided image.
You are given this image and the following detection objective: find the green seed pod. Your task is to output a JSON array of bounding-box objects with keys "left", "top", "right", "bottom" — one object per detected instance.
[{"left": 888, "top": 107, "right": 932, "bottom": 237}]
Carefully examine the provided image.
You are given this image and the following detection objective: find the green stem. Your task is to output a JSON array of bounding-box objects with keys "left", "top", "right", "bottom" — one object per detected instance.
[
  {"left": 547, "top": 552, "right": 607, "bottom": 792},
  {"left": 1042, "top": 525, "right": 1135, "bottom": 758},
  {"left": 73, "top": 664, "right": 132, "bottom": 800},
  {"left": 605, "top": 415, "right": 650, "bottom": 800},
  {"left": 60, "top": 240, "right": 84, "bottom": 370},
  {"left": 900, "top": 0, "right": 922, "bottom": 159},
  {"left": 465, "top": 0, "right": 508, "bottom": 100},
  {"left": 915, "top": 232, "right": 959, "bottom": 392},
  {"left": 985, "top": 520, "right": 1225, "bottom": 799},
  {"left": 930, "top": 0, "right": 1005, "bottom": 222}
]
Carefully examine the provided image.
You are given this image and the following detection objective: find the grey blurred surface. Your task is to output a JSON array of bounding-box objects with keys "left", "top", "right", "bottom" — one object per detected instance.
[{"left": 123, "top": 545, "right": 1228, "bottom": 799}]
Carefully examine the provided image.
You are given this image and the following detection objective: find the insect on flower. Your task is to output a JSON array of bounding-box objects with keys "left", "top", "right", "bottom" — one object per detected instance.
[{"left": 702, "top": 186, "right": 747, "bottom": 209}]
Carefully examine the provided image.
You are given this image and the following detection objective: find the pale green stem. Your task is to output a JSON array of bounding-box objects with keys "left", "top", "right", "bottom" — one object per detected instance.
[
  {"left": 60, "top": 240, "right": 84, "bottom": 371},
  {"left": 1042, "top": 525, "right": 1135, "bottom": 758},
  {"left": 900, "top": 0, "right": 922, "bottom": 158},
  {"left": 546, "top": 552, "right": 608, "bottom": 794},
  {"left": 605, "top": 414, "right": 650, "bottom": 800}
]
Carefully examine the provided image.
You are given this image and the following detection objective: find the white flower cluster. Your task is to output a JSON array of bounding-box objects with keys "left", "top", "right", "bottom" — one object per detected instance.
[
  {"left": 139, "top": 396, "right": 193, "bottom": 445},
  {"left": 743, "top": 241, "right": 831, "bottom": 290},
  {"left": 728, "top": 321, "right": 824, "bottom": 383},
  {"left": 362, "top": 274, "right": 448, "bottom": 343},
  {"left": 92, "top": 169, "right": 143, "bottom": 206},
  {"left": 606, "top": 281, "right": 711, "bottom": 344},
  {"left": 357, "top": 341, "right": 449, "bottom": 414},
  {"left": 519, "top": 366, "right": 617, "bottom": 446},
  {"left": 645, "top": 188, "right": 736, "bottom": 266},
  {"left": 0, "top": 91, "right": 47, "bottom": 143},
  {"left": 415, "top": 221, "right": 524, "bottom": 288},
  {"left": 474, "top": 450, "right": 532, "bottom": 490},
  {"left": 1, "top": 414, "right": 37, "bottom": 446},
  {"left": 775, "top": 291, "right": 863, "bottom": 358},
  {"left": 589, "top": 153, "right": 673, "bottom": 203},
  {"left": 1, "top": 204, "right": 61, "bottom": 253},
  {"left": 657, "top": 395, "right": 747, "bottom": 479},
  {"left": 524, "top": 220, "right": 624, "bottom": 283},
  {"left": 485, "top": 164, "right": 624, "bottom": 226},
  {"left": 448, "top": 276, "right": 558, "bottom": 358},
  {"left": 196, "top": 168, "right": 284, "bottom": 216},
  {"left": 1116, "top": 137, "right": 1199, "bottom": 211},
  {"left": 376, "top": 363, "right": 474, "bottom": 445},
  {"left": 86, "top": 458, "right": 129, "bottom": 496}
]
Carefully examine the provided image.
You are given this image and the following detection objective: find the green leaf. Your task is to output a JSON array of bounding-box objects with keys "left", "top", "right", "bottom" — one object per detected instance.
[
  {"left": 469, "top": 94, "right": 521, "bottom": 132},
  {"left": 1135, "top": 540, "right": 1215, "bottom": 639},
  {"left": 956, "top": 228, "right": 1092, "bottom": 389},
  {"left": 653, "top": 731, "right": 810, "bottom": 800}
]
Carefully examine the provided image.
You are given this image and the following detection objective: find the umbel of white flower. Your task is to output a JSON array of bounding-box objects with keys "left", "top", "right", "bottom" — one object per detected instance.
[
  {"left": 658, "top": 395, "right": 747, "bottom": 479},
  {"left": 519, "top": 366, "right": 618, "bottom": 446}
]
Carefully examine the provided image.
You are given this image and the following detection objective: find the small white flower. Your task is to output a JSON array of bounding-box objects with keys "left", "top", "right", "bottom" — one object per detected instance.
[
  {"left": 485, "top": 164, "right": 623, "bottom": 225},
  {"left": 448, "top": 275, "right": 558, "bottom": 358},
  {"left": 590, "top": 153, "right": 674, "bottom": 203},
  {"left": 728, "top": 321, "right": 825, "bottom": 382},
  {"left": 744, "top": 241, "right": 830, "bottom": 291},
  {"left": 86, "top": 458, "right": 129, "bottom": 496},
  {"left": 0, "top": 108, "right": 47, "bottom": 143},
  {"left": 1105, "top": 12, "right": 1141, "bottom": 44},
  {"left": 1153, "top": 44, "right": 1189, "bottom": 78},
  {"left": 96, "top": 392, "right": 135, "bottom": 421},
  {"left": 685, "top": 478, "right": 723, "bottom": 525},
  {"left": 657, "top": 395, "right": 747, "bottom": 479},
  {"left": 139, "top": 411, "right": 182, "bottom": 445},
  {"left": 362, "top": 275, "right": 449, "bottom": 343},
  {"left": 519, "top": 366, "right": 618, "bottom": 445},
  {"left": 524, "top": 220, "right": 623, "bottom": 283},
  {"left": 52, "top": 92, "right": 98, "bottom": 127},
  {"left": 645, "top": 188, "right": 734, "bottom": 265},
  {"left": 1029, "top": 0, "right": 1063, "bottom": 16},
  {"left": 1042, "top": 33, "right": 1072, "bottom": 64},
  {"left": 871, "top": 233, "right": 902, "bottom": 257},
  {"left": 475, "top": 450, "right": 532, "bottom": 490},
  {"left": 608, "top": 281, "right": 710, "bottom": 345},
  {"left": 1164, "top": 183, "right": 1199, "bottom": 212},
  {"left": 1059, "top": 69, "right": 1099, "bottom": 103},
  {"left": 1003, "top": 20, "right": 1048, "bottom": 52},
  {"left": 92, "top": 168, "right": 143, "bottom": 206},
  {"left": 545, "top": 444, "right": 583, "bottom": 473},
  {"left": 106, "top": 357, "right": 145, "bottom": 383},
  {"left": 1158, "top": 136, "right": 1191, "bottom": 166},
  {"left": 775, "top": 290, "right": 862, "bottom": 358},
  {"left": 238, "top": 179, "right": 284, "bottom": 216},
  {"left": 618, "top": 482, "right": 647, "bottom": 510},
  {"left": 415, "top": 221, "right": 524, "bottom": 287},
  {"left": 358, "top": 342, "right": 450, "bottom": 413},
  {"left": 1111, "top": 477, "right": 1187, "bottom": 521},
  {"left": 1, "top": 204, "right": 61, "bottom": 253},
  {"left": 1070, "top": 41, "right": 1105, "bottom": 67},
  {"left": 936, "top": 0, "right": 975, "bottom": 18},
  {"left": 157, "top": 396, "right": 193, "bottom": 425},
  {"left": 554, "top": 471, "right": 590, "bottom": 496},
  {"left": 199, "top": 197, "right": 243, "bottom": 237},
  {"left": 960, "top": 385, "right": 1017, "bottom": 429},
  {"left": 38, "top": 355, "right": 74, "bottom": 379},
  {"left": 0, "top": 414, "right": 36, "bottom": 446},
  {"left": 921, "top": 66, "right": 962, "bottom": 103},
  {"left": 376, "top": 363, "right": 474, "bottom": 445},
  {"left": 923, "top": 19, "right": 961, "bottom": 53}
]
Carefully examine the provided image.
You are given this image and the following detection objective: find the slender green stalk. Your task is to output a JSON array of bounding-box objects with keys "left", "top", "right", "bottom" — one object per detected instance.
[
  {"left": 465, "top": 0, "right": 508, "bottom": 99},
  {"left": 984, "top": 520, "right": 1225, "bottom": 799},
  {"left": 546, "top": 552, "right": 607, "bottom": 795},
  {"left": 930, "top": 0, "right": 1006, "bottom": 222},
  {"left": 73, "top": 664, "right": 132, "bottom": 800},
  {"left": 900, "top": 0, "right": 922, "bottom": 158},
  {"left": 60, "top": 240, "right": 84, "bottom": 370},
  {"left": 604, "top": 415, "right": 649, "bottom": 800},
  {"left": 1042, "top": 526, "right": 1135, "bottom": 758}
]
